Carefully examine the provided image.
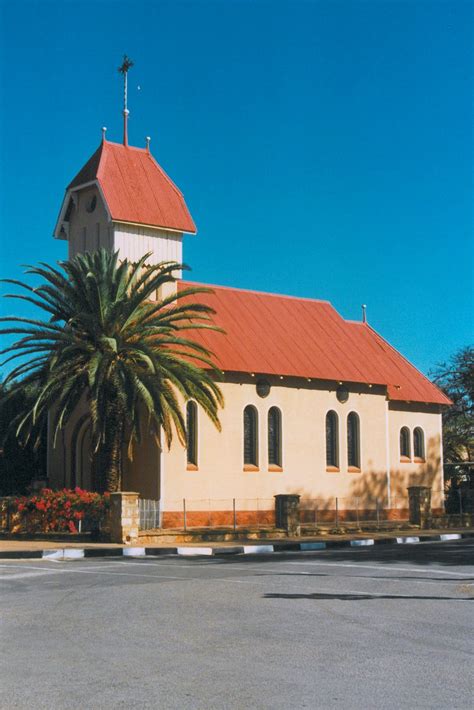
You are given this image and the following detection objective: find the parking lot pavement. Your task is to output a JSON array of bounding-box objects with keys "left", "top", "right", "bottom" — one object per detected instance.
[{"left": 1, "top": 541, "right": 473, "bottom": 710}]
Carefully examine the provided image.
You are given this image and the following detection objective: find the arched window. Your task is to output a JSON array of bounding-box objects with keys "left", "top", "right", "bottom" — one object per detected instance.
[
  {"left": 268, "top": 407, "right": 282, "bottom": 468},
  {"left": 413, "top": 427, "right": 425, "bottom": 460},
  {"left": 244, "top": 406, "right": 258, "bottom": 467},
  {"left": 347, "top": 412, "right": 360, "bottom": 469},
  {"left": 326, "top": 411, "right": 339, "bottom": 469},
  {"left": 400, "top": 427, "right": 411, "bottom": 459},
  {"left": 186, "top": 401, "right": 198, "bottom": 467}
]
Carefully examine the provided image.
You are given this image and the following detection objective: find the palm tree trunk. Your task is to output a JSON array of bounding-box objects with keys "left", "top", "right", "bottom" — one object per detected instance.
[{"left": 104, "top": 403, "right": 124, "bottom": 492}]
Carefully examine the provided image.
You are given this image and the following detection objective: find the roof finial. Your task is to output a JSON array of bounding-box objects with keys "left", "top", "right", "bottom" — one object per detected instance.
[
  {"left": 118, "top": 54, "right": 134, "bottom": 147},
  {"left": 101, "top": 126, "right": 107, "bottom": 142},
  {"left": 362, "top": 304, "right": 367, "bottom": 323},
  {"left": 146, "top": 136, "right": 151, "bottom": 152}
]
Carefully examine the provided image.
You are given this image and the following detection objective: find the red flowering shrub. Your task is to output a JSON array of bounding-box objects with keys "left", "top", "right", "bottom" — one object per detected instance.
[{"left": 12, "top": 488, "right": 110, "bottom": 534}]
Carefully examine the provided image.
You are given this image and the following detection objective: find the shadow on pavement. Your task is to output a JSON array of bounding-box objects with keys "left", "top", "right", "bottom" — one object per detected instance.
[{"left": 263, "top": 592, "right": 474, "bottom": 601}]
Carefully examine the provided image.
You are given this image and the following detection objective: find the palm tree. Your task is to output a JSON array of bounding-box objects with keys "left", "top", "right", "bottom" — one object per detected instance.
[{"left": 0, "top": 250, "right": 224, "bottom": 492}]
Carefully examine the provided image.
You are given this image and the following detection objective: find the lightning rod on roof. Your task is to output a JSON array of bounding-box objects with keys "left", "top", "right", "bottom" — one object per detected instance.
[
  {"left": 118, "top": 54, "right": 134, "bottom": 147},
  {"left": 146, "top": 136, "right": 151, "bottom": 151},
  {"left": 101, "top": 126, "right": 107, "bottom": 141},
  {"left": 362, "top": 304, "right": 367, "bottom": 323}
]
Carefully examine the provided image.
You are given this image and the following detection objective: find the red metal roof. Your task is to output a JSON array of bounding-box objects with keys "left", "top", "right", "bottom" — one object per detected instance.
[
  {"left": 178, "top": 281, "right": 450, "bottom": 406},
  {"left": 68, "top": 141, "right": 196, "bottom": 233}
]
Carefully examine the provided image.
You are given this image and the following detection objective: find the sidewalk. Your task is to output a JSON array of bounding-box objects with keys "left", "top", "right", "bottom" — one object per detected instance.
[{"left": 0, "top": 528, "right": 472, "bottom": 559}]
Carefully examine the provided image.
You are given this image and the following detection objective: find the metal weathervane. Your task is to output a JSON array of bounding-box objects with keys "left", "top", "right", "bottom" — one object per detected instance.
[{"left": 118, "top": 54, "right": 134, "bottom": 146}]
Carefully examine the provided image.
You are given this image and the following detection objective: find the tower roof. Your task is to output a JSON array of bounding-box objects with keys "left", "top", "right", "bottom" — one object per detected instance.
[{"left": 65, "top": 140, "right": 196, "bottom": 234}]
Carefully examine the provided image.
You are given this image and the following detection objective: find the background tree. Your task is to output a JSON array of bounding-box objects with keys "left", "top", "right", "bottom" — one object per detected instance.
[
  {"left": 431, "top": 346, "right": 473, "bottom": 512},
  {"left": 431, "top": 345, "right": 474, "bottom": 463},
  {"left": 0, "top": 250, "right": 224, "bottom": 492}
]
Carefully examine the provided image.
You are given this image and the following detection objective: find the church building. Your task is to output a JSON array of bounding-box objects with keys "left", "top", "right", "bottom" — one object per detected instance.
[{"left": 48, "top": 83, "right": 450, "bottom": 526}]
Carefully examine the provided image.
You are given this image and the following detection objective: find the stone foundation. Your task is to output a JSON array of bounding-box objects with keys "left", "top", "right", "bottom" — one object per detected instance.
[{"left": 110, "top": 492, "right": 139, "bottom": 544}]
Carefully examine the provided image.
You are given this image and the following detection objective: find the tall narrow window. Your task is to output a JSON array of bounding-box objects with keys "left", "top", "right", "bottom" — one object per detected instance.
[
  {"left": 347, "top": 412, "right": 360, "bottom": 469},
  {"left": 326, "top": 411, "right": 339, "bottom": 469},
  {"left": 413, "top": 427, "right": 425, "bottom": 460},
  {"left": 186, "top": 401, "right": 198, "bottom": 467},
  {"left": 400, "top": 427, "right": 411, "bottom": 459},
  {"left": 268, "top": 407, "right": 282, "bottom": 468},
  {"left": 244, "top": 405, "right": 258, "bottom": 468}
]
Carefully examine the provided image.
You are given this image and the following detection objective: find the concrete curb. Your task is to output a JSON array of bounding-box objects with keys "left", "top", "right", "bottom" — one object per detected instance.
[{"left": 0, "top": 532, "right": 472, "bottom": 560}]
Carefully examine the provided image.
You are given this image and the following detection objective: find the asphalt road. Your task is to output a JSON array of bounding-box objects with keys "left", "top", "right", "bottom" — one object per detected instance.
[{"left": 1, "top": 541, "right": 473, "bottom": 710}]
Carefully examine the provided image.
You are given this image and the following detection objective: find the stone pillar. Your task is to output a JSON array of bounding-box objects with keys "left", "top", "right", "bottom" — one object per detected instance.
[
  {"left": 110, "top": 492, "right": 139, "bottom": 544},
  {"left": 408, "top": 486, "right": 432, "bottom": 528},
  {"left": 275, "top": 494, "right": 301, "bottom": 536}
]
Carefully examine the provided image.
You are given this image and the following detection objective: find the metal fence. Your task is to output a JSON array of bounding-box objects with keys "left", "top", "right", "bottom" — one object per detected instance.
[
  {"left": 137, "top": 492, "right": 446, "bottom": 531},
  {"left": 138, "top": 498, "right": 161, "bottom": 530},
  {"left": 144, "top": 498, "right": 275, "bottom": 531},
  {"left": 298, "top": 495, "right": 412, "bottom": 528}
]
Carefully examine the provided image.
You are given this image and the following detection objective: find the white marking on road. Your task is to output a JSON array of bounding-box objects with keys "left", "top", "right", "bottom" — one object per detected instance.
[
  {"left": 0, "top": 569, "right": 61, "bottom": 580},
  {"left": 258, "top": 560, "right": 474, "bottom": 578},
  {"left": 350, "top": 540, "right": 375, "bottom": 547},
  {"left": 0, "top": 564, "right": 188, "bottom": 582},
  {"left": 122, "top": 547, "right": 146, "bottom": 557},
  {"left": 396, "top": 537, "right": 420, "bottom": 544},
  {"left": 177, "top": 547, "right": 213, "bottom": 556}
]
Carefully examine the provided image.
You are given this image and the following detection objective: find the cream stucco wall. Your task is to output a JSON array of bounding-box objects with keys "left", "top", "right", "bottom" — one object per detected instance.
[
  {"left": 158, "top": 375, "right": 444, "bottom": 512},
  {"left": 67, "top": 186, "right": 112, "bottom": 258},
  {"left": 388, "top": 402, "right": 444, "bottom": 509}
]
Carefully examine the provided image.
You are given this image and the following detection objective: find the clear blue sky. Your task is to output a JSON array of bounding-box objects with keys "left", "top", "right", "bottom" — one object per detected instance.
[{"left": 0, "top": 0, "right": 472, "bottom": 376}]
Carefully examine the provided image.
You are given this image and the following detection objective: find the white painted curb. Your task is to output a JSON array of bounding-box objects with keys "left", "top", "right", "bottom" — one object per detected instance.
[
  {"left": 177, "top": 547, "right": 213, "bottom": 556},
  {"left": 243, "top": 545, "right": 274, "bottom": 554},
  {"left": 440, "top": 534, "right": 462, "bottom": 541},
  {"left": 63, "top": 548, "right": 85, "bottom": 559},
  {"left": 123, "top": 547, "right": 146, "bottom": 557},
  {"left": 42, "top": 549, "right": 64, "bottom": 560},
  {"left": 300, "top": 542, "right": 327, "bottom": 551},
  {"left": 350, "top": 539, "right": 375, "bottom": 547},
  {"left": 396, "top": 537, "right": 420, "bottom": 544}
]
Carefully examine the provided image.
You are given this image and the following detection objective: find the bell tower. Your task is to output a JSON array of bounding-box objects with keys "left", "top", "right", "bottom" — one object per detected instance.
[{"left": 53, "top": 56, "right": 197, "bottom": 290}]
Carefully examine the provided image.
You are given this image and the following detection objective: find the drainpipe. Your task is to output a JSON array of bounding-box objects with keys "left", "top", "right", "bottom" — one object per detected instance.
[
  {"left": 385, "top": 400, "right": 391, "bottom": 508},
  {"left": 158, "top": 442, "right": 164, "bottom": 528}
]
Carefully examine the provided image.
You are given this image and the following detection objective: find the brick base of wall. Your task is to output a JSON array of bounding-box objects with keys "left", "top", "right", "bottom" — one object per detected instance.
[
  {"left": 162, "top": 510, "right": 275, "bottom": 528},
  {"left": 158, "top": 507, "right": 444, "bottom": 529}
]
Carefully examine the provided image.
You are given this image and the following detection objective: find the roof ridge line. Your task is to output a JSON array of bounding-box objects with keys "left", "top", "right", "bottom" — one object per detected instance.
[
  {"left": 181, "top": 280, "right": 333, "bottom": 305},
  {"left": 105, "top": 140, "right": 147, "bottom": 152},
  {"left": 366, "top": 323, "right": 447, "bottom": 394}
]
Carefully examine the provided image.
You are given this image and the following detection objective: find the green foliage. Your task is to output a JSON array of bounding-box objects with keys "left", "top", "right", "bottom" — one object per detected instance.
[
  {"left": 0, "top": 382, "right": 46, "bottom": 495},
  {"left": 431, "top": 346, "right": 474, "bottom": 463},
  {"left": 0, "top": 250, "right": 224, "bottom": 492}
]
